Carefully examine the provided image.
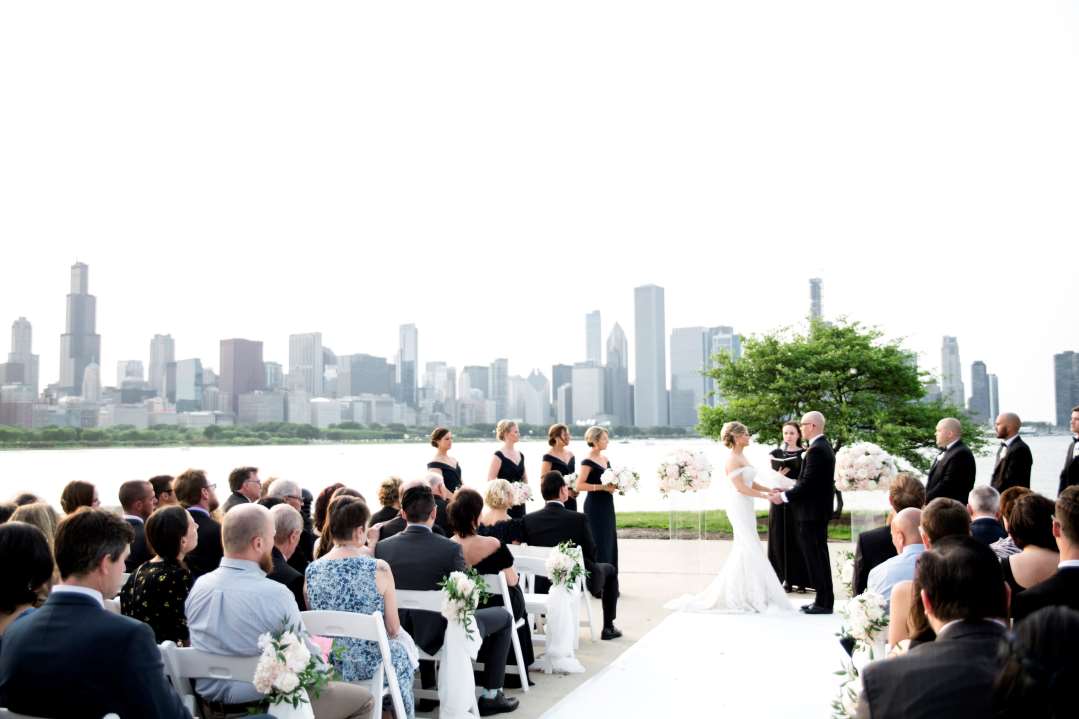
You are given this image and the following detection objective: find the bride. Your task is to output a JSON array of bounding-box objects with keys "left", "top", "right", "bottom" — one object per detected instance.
[{"left": 666, "top": 421, "right": 794, "bottom": 613}]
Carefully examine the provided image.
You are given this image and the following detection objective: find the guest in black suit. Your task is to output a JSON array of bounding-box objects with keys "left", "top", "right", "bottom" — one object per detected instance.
[
  {"left": 1011, "top": 486, "right": 1079, "bottom": 622},
  {"left": 150, "top": 474, "right": 177, "bottom": 508},
  {"left": 994, "top": 606, "right": 1079, "bottom": 719},
  {"left": 0, "top": 509, "right": 188, "bottom": 718},
  {"left": 222, "top": 466, "right": 261, "bottom": 514},
  {"left": 925, "top": 418, "right": 977, "bottom": 503},
  {"left": 990, "top": 413, "right": 1033, "bottom": 493},
  {"left": 857, "top": 536, "right": 1009, "bottom": 719},
  {"left": 522, "top": 471, "right": 622, "bottom": 639},
  {"left": 265, "top": 479, "right": 315, "bottom": 576},
  {"left": 268, "top": 504, "right": 307, "bottom": 611},
  {"left": 374, "top": 483, "right": 518, "bottom": 716},
  {"left": 773, "top": 411, "right": 835, "bottom": 613},
  {"left": 1059, "top": 406, "right": 1079, "bottom": 496},
  {"left": 174, "top": 468, "right": 223, "bottom": 579},
  {"left": 118, "top": 479, "right": 157, "bottom": 572},
  {"left": 427, "top": 472, "right": 452, "bottom": 530},
  {"left": 967, "top": 485, "right": 1007, "bottom": 546},
  {"left": 853, "top": 472, "right": 925, "bottom": 595}
]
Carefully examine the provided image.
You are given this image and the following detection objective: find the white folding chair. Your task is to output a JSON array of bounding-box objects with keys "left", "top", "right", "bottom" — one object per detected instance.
[
  {"left": 395, "top": 589, "right": 481, "bottom": 718},
  {"left": 509, "top": 545, "right": 598, "bottom": 644},
  {"left": 160, "top": 641, "right": 260, "bottom": 719},
  {"left": 300, "top": 610, "right": 408, "bottom": 719},
  {"left": 0, "top": 711, "right": 118, "bottom": 719},
  {"left": 478, "top": 572, "right": 529, "bottom": 692}
]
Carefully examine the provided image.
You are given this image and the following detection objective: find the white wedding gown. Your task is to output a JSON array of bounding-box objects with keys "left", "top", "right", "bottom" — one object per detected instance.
[{"left": 665, "top": 466, "right": 794, "bottom": 613}]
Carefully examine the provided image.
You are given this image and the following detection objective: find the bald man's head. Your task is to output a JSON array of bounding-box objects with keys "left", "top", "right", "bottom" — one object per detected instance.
[
  {"left": 222, "top": 503, "right": 274, "bottom": 566},
  {"left": 891, "top": 507, "right": 923, "bottom": 551},
  {"left": 800, "top": 411, "right": 826, "bottom": 440},
  {"left": 935, "top": 418, "right": 962, "bottom": 448},
  {"left": 994, "top": 413, "right": 1021, "bottom": 440}
]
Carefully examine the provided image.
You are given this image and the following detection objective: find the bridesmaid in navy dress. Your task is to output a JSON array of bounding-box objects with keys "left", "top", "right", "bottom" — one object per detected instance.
[
  {"left": 487, "top": 420, "right": 529, "bottom": 519},
  {"left": 540, "top": 423, "right": 579, "bottom": 512},
  {"left": 427, "top": 427, "right": 462, "bottom": 494},
  {"left": 577, "top": 425, "right": 618, "bottom": 568}
]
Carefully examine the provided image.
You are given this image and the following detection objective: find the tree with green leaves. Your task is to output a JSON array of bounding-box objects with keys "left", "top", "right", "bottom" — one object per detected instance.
[{"left": 698, "top": 319, "right": 987, "bottom": 471}]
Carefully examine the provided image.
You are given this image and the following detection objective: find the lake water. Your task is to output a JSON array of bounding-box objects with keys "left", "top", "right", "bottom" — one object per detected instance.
[{"left": 0, "top": 435, "right": 1071, "bottom": 513}]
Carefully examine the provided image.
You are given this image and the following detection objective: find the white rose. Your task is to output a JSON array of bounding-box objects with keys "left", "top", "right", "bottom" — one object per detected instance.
[
  {"left": 283, "top": 641, "right": 311, "bottom": 673},
  {"left": 272, "top": 670, "right": 300, "bottom": 694},
  {"left": 665, "top": 465, "right": 680, "bottom": 480},
  {"left": 253, "top": 656, "right": 281, "bottom": 694}
]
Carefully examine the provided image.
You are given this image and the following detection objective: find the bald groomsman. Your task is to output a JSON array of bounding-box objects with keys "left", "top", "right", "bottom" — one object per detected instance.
[
  {"left": 990, "top": 413, "right": 1032, "bottom": 493},
  {"left": 926, "top": 418, "right": 976, "bottom": 504}
]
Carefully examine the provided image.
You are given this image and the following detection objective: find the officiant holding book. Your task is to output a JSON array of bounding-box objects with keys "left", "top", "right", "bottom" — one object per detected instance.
[{"left": 767, "top": 421, "right": 810, "bottom": 592}]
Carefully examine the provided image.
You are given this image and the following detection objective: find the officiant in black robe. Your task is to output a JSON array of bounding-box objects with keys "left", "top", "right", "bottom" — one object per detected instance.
[{"left": 767, "top": 422, "right": 811, "bottom": 591}]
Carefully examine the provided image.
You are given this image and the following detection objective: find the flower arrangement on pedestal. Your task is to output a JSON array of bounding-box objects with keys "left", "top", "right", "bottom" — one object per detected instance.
[
  {"left": 657, "top": 450, "right": 713, "bottom": 496},
  {"left": 834, "top": 442, "right": 897, "bottom": 492}
]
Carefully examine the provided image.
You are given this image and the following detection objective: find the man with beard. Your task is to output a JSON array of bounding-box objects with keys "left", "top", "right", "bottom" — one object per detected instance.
[
  {"left": 174, "top": 469, "right": 224, "bottom": 579},
  {"left": 185, "top": 504, "right": 374, "bottom": 719}
]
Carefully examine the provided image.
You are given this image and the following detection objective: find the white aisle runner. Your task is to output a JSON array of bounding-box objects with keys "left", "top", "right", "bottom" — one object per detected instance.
[{"left": 541, "top": 610, "right": 848, "bottom": 718}]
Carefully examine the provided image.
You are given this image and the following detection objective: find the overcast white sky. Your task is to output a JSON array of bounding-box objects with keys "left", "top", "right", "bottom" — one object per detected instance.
[{"left": 1, "top": 1, "right": 1076, "bottom": 422}]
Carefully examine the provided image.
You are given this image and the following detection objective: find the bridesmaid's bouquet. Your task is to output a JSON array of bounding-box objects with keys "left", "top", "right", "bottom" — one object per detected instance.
[
  {"left": 511, "top": 482, "right": 533, "bottom": 505},
  {"left": 439, "top": 569, "right": 489, "bottom": 639},
  {"left": 656, "top": 450, "right": 713, "bottom": 496},
  {"left": 601, "top": 466, "right": 640, "bottom": 496},
  {"left": 835, "top": 442, "right": 897, "bottom": 492},
  {"left": 253, "top": 622, "right": 334, "bottom": 714},
  {"left": 562, "top": 472, "right": 578, "bottom": 488}
]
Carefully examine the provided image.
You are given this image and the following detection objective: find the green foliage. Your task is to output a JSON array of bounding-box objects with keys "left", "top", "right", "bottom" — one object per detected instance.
[{"left": 699, "top": 319, "right": 986, "bottom": 471}]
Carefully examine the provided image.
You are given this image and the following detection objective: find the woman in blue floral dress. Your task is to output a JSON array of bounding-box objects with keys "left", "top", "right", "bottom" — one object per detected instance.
[{"left": 305, "top": 497, "right": 416, "bottom": 718}]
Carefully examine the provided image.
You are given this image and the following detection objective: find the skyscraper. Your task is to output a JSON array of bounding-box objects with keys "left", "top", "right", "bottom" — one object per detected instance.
[
  {"left": 220, "top": 339, "right": 264, "bottom": 415},
  {"left": 571, "top": 363, "right": 605, "bottom": 425},
  {"left": 461, "top": 366, "right": 491, "bottom": 400},
  {"left": 988, "top": 374, "right": 1000, "bottom": 422},
  {"left": 810, "top": 278, "right": 822, "bottom": 320},
  {"left": 585, "top": 311, "right": 602, "bottom": 365},
  {"left": 669, "top": 327, "right": 710, "bottom": 428},
  {"left": 8, "top": 317, "right": 38, "bottom": 396},
  {"left": 338, "top": 354, "right": 395, "bottom": 396},
  {"left": 149, "top": 334, "right": 175, "bottom": 399},
  {"left": 941, "top": 336, "right": 964, "bottom": 408},
  {"left": 289, "top": 332, "right": 324, "bottom": 396},
  {"left": 968, "top": 361, "right": 990, "bottom": 424},
  {"left": 489, "top": 358, "right": 509, "bottom": 419},
  {"left": 59, "top": 263, "right": 101, "bottom": 395},
  {"left": 397, "top": 324, "right": 418, "bottom": 407},
  {"left": 116, "top": 360, "right": 144, "bottom": 386},
  {"left": 175, "top": 358, "right": 204, "bottom": 412},
  {"left": 81, "top": 363, "right": 101, "bottom": 403},
  {"left": 264, "top": 361, "right": 285, "bottom": 390},
  {"left": 551, "top": 364, "right": 572, "bottom": 405},
  {"left": 634, "top": 284, "right": 668, "bottom": 427},
  {"left": 706, "top": 326, "right": 741, "bottom": 406},
  {"left": 605, "top": 323, "right": 631, "bottom": 426},
  {"left": 1055, "top": 351, "right": 1079, "bottom": 428}
]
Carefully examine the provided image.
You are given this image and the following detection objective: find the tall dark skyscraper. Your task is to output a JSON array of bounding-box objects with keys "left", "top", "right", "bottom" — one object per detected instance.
[
  {"left": 397, "top": 324, "right": 418, "bottom": 407},
  {"left": 59, "top": 263, "right": 101, "bottom": 395},
  {"left": 968, "top": 361, "right": 990, "bottom": 425},
  {"left": 220, "top": 338, "right": 264, "bottom": 415},
  {"left": 551, "top": 364, "right": 572, "bottom": 405},
  {"left": 604, "top": 324, "right": 631, "bottom": 426},
  {"left": 1055, "top": 351, "right": 1079, "bottom": 428}
]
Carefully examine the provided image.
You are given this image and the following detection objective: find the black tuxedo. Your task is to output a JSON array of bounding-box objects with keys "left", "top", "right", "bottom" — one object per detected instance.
[
  {"left": 521, "top": 501, "right": 619, "bottom": 626},
  {"left": 925, "top": 440, "right": 976, "bottom": 504},
  {"left": 852, "top": 525, "right": 896, "bottom": 596},
  {"left": 269, "top": 546, "right": 307, "bottom": 611},
  {"left": 1059, "top": 437, "right": 1079, "bottom": 496},
  {"left": 185, "top": 507, "right": 223, "bottom": 580},
  {"left": 286, "top": 528, "right": 316, "bottom": 577},
  {"left": 990, "top": 436, "right": 1032, "bottom": 493},
  {"left": 1011, "top": 566, "right": 1079, "bottom": 623},
  {"left": 370, "top": 505, "right": 400, "bottom": 525},
  {"left": 857, "top": 620, "right": 1007, "bottom": 719},
  {"left": 0, "top": 591, "right": 188, "bottom": 718},
  {"left": 970, "top": 517, "right": 1007, "bottom": 546},
  {"left": 377, "top": 515, "right": 446, "bottom": 541},
  {"left": 374, "top": 525, "right": 512, "bottom": 690},
  {"left": 221, "top": 491, "right": 250, "bottom": 514},
  {"left": 784, "top": 435, "right": 836, "bottom": 609},
  {"left": 124, "top": 516, "right": 152, "bottom": 572}
]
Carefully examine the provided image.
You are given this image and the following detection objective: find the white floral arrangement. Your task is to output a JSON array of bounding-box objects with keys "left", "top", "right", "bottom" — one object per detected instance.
[
  {"left": 831, "top": 661, "right": 862, "bottom": 719},
  {"left": 511, "top": 481, "right": 533, "bottom": 505},
  {"left": 656, "top": 449, "right": 713, "bottom": 496},
  {"left": 546, "top": 541, "right": 586, "bottom": 588},
  {"left": 253, "top": 623, "right": 334, "bottom": 711},
  {"left": 439, "top": 569, "right": 489, "bottom": 639},
  {"left": 562, "top": 472, "right": 578, "bottom": 488},
  {"left": 601, "top": 466, "right": 640, "bottom": 496},
  {"left": 838, "top": 591, "right": 889, "bottom": 651},
  {"left": 834, "top": 549, "right": 855, "bottom": 598},
  {"left": 834, "top": 442, "right": 897, "bottom": 492}
]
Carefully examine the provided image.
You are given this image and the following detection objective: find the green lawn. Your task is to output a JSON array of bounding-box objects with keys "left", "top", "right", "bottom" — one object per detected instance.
[{"left": 616, "top": 510, "right": 852, "bottom": 541}]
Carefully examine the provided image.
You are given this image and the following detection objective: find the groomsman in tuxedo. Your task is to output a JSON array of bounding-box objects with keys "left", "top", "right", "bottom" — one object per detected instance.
[
  {"left": 1012, "top": 486, "right": 1079, "bottom": 622},
  {"left": 990, "top": 413, "right": 1032, "bottom": 493},
  {"left": 925, "top": 418, "right": 976, "bottom": 504},
  {"left": 772, "top": 411, "right": 836, "bottom": 614},
  {"left": 1059, "top": 406, "right": 1079, "bottom": 496}
]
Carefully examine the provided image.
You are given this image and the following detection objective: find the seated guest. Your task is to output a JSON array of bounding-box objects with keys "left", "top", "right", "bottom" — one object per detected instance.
[
  {"left": 314, "top": 483, "right": 346, "bottom": 537},
  {"left": 858, "top": 536, "right": 1009, "bottom": 719},
  {"left": 377, "top": 481, "right": 447, "bottom": 542},
  {"left": 854, "top": 472, "right": 925, "bottom": 595},
  {"left": 260, "top": 476, "right": 278, "bottom": 499},
  {"left": 428, "top": 472, "right": 451, "bottom": 530},
  {"left": 10, "top": 502, "right": 60, "bottom": 549},
  {"left": 306, "top": 497, "right": 416, "bottom": 719},
  {"left": 150, "top": 474, "right": 177, "bottom": 508},
  {"left": 119, "top": 479, "right": 158, "bottom": 572},
  {"left": 522, "top": 471, "right": 622, "bottom": 640},
  {"left": 375, "top": 484, "right": 518, "bottom": 716},
  {"left": 866, "top": 507, "right": 923, "bottom": 609},
  {"left": 0, "top": 522, "right": 54, "bottom": 648},
  {"left": 266, "top": 479, "right": 315, "bottom": 575},
  {"left": 317, "top": 488, "right": 369, "bottom": 555},
  {"left": 257, "top": 496, "right": 284, "bottom": 509},
  {"left": 0, "top": 509, "right": 188, "bottom": 718},
  {"left": 477, "top": 479, "right": 525, "bottom": 544},
  {"left": 887, "top": 497, "right": 971, "bottom": 650},
  {"left": 59, "top": 480, "right": 98, "bottom": 514},
  {"left": 991, "top": 486, "right": 1032, "bottom": 559},
  {"left": 371, "top": 476, "right": 403, "bottom": 525},
  {"left": 1001, "top": 493, "right": 1059, "bottom": 603},
  {"left": 120, "top": 505, "right": 197, "bottom": 644},
  {"left": 449, "top": 488, "right": 534, "bottom": 687},
  {"left": 0, "top": 503, "right": 17, "bottom": 524},
  {"left": 267, "top": 504, "right": 306, "bottom": 611},
  {"left": 12, "top": 493, "right": 40, "bottom": 507},
  {"left": 186, "top": 504, "right": 374, "bottom": 719},
  {"left": 994, "top": 606, "right": 1079, "bottom": 718},
  {"left": 1012, "top": 486, "right": 1079, "bottom": 622},
  {"left": 968, "top": 485, "right": 1007, "bottom": 546},
  {"left": 222, "top": 466, "right": 261, "bottom": 514},
  {"left": 174, "top": 468, "right": 223, "bottom": 579}
]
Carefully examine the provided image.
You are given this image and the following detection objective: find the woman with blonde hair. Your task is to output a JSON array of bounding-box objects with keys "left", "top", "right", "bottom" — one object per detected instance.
[
  {"left": 10, "top": 503, "right": 61, "bottom": 549},
  {"left": 576, "top": 425, "right": 619, "bottom": 567},
  {"left": 487, "top": 419, "right": 529, "bottom": 519},
  {"left": 541, "top": 423, "right": 579, "bottom": 512},
  {"left": 477, "top": 479, "right": 525, "bottom": 544}
]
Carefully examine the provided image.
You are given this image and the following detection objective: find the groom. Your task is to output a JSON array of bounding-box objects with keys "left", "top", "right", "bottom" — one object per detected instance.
[{"left": 770, "top": 411, "right": 836, "bottom": 614}]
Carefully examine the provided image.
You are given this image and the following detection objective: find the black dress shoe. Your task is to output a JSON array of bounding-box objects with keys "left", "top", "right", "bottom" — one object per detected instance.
[
  {"left": 601, "top": 625, "right": 623, "bottom": 640},
  {"left": 783, "top": 582, "right": 793, "bottom": 593},
  {"left": 477, "top": 691, "right": 519, "bottom": 716},
  {"left": 801, "top": 605, "right": 833, "bottom": 615}
]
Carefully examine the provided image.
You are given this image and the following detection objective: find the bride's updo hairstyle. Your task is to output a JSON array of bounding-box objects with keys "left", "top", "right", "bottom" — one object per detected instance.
[{"left": 720, "top": 421, "right": 748, "bottom": 449}]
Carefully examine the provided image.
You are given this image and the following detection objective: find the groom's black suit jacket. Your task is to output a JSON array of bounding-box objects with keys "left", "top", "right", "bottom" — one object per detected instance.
[
  {"left": 784, "top": 436, "right": 835, "bottom": 521},
  {"left": 925, "top": 440, "right": 976, "bottom": 503}
]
